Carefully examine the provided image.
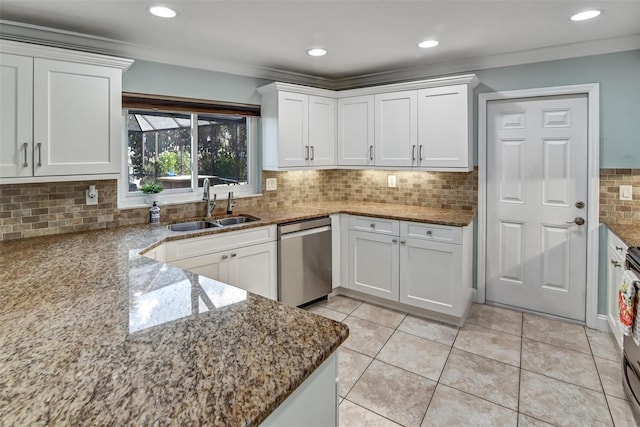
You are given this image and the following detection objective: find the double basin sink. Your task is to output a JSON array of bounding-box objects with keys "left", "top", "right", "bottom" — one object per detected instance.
[{"left": 167, "top": 215, "right": 260, "bottom": 232}]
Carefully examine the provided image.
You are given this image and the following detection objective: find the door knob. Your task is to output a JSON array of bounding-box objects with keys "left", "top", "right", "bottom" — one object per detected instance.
[
  {"left": 575, "top": 201, "right": 585, "bottom": 209},
  {"left": 567, "top": 217, "right": 585, "bottom": 226}
]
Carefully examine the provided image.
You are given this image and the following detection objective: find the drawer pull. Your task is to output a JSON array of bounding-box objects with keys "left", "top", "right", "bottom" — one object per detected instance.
[
  {"left": 426, "top": 230, "right": 432, "bottom": 235},
  {"left": 231, "top": 253, "right": 237, "bottom": 258},
  {"left": 392, "top": 239, "right": 398, "bottom": 244},
  {"left": 400, "top": 240, "right": 406, "bottom": 245},
  {"left": 616, "top": 246, "right": 624, "bottom": 252},
  {"left": 611, "top": 260, "right": 621, "bottom": 268},
  {"left": 370, "top": 223, "right": 375, "bottom": 229},
  {"left": 221, "top": 255, "right": 228, "bottom": 260}
]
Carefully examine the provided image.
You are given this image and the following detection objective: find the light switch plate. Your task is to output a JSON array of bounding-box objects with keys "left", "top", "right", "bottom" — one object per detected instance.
[
  {"left": 387, "top": 175, "right": 397, "bottom": 188},
  {"left": 620, "top": 185, "right": 633, "bottom": 201},
  {"left": 266, "top": 178, "right": 277, "bottom": 191}
]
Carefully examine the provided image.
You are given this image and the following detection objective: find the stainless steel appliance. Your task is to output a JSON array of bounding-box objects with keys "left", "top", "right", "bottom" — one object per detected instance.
[
  {"left": 623, "top": 246, "right": 640, "bottom": 424},
  {"left": 278, "top": 217, "right": 332, "bottom": 306}
]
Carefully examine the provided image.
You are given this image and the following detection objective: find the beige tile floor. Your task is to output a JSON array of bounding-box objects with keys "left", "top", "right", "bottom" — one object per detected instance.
[{"left": 306, "top": 296, "right": 639, "bottom": 427}]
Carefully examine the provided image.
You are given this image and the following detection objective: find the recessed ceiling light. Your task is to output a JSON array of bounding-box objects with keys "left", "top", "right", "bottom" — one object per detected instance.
[
  {"left": 148, "top": 5, "right": 177, "bottom": 18},
  {"left": 307, "top": 48, "right": 328, "bottom": 57},
  {"left": 418, "top": 40, "right": 439, "bottom": 49},
  {"left": 570, "top": 10, "right": 602, "bottom": 21}
]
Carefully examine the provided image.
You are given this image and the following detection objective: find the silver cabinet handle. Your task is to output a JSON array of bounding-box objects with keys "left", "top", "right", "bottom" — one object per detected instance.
[
  {"left": 305, "top": 146, "right": 309, "bottom": 160},
  {"left": 392, "top": 239, "right": 398, "bottom": 244},
  {"left": 310, "top": 145, "right": 315, "bottom": 160},
  {"left": 231, "top": 253, "right": 237, "bottom": 258},
  {"left": 22, "top": 142, "right": 29, "bottom": 167},
  {"left": 370, "top": 223, "right": 375, "bottom": 229},
  {"left": 426, "top": 230, "right": 432, "bottom": 235},
  {"left": 419, "top": 145, "right": 423, "bottom": 162},
  {"left": 611, "top": 260, "right": 621, "bottom": 268},
  {"left": 369, "top": 145, "right": 374, "bottom": 161},
  {"left": 616, "top": 246, "right": 624, "bottom": 252},
  {"left": 221, "top": 255, "right": 228, "bottom": 260},
  {"left": 37, "top": 142, "right": 42, "bottom": 167},
  {"left": 400, "top": 240, "right": 406, "bottom": 245},
  {"left": 412, "top": 145, "right": 416, "bottom": 162}
]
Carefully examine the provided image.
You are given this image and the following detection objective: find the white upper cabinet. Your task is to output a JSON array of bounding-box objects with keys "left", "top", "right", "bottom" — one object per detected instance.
[
  {"left": 374, "top": 91, "right": 417, "bottom": 167},
  {"left": 0, "top": 41, "right": 132, "bottom": 182},
  {"left": 258, "top": 83, "right": 336, "bottom": 170},
  {"left": 0, "top": 53, "right": 33, "bottom": 178},
  {"left": 417, "top": 84, "right": 472, "bottom": 170},
  {"left": 337, "top": 95, "right": 374, "bottom": 166}
]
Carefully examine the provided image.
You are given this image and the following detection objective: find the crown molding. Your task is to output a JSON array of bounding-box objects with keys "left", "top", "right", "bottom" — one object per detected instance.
[{"left": 2, "top": 20, "right": 639, "bottom": 91}]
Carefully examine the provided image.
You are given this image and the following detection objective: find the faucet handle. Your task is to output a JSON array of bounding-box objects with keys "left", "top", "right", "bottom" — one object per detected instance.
[{"left": 213, "top": 193, "right": 217, "bottom": 202}]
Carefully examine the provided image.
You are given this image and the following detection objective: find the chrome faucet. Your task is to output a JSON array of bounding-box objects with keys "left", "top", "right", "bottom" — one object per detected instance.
[
  {"left": 202, "top": 178, "right": 216, "bottom": 219},
  {"left": 226, "top": 191, "right": 235, "bottom": 214}
]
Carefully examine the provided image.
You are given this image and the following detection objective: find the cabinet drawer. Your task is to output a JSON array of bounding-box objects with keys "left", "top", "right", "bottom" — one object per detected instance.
[
  {"left": 608, "top": 230, "right": 628, "bottom": 257},
  {"left": 165, "top": 225, "right": 276, "bottom": 261},
  {"left": 401, "top": 221, "right": 462, "bottom": 244},
  {"left": 348, "top": 215, "right": 399, "bottom": 235}
]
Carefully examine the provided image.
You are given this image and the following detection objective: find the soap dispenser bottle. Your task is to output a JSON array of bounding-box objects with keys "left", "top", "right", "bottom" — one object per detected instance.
[{"left": 149, "top": 201, "right": 160, "bottom": 224}]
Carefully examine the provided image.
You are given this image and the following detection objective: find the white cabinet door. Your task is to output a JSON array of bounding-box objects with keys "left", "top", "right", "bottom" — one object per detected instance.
[
  {"left": 400, "top": 238, "right": 462, "bottom": 316},
  {"left": 169, "top": 252, "right": 229, "bottom": 283},
  {"left": 308, "top": 95, "right": 335, "bottom": 166},
  {"left": 417, "top": 85, "right": 471, "bottom": 170},
  {"left": 348, "top": 230, "right": 399, "bottom": 301},
  {"left": 607, "top": 246, "right": 624, "bottom": 348},
  {"left": 32, "top": 58, "right": 121, "bottom": 176},
  {"left": 374, "top": 90, "right": 417, "bottom": 167},
  {"left": 0, "top": 54, "right": 33, "bottom": 178},
  {"left": 337, "top": 95, "right": 374, "bottom": 166},
  {"left": 277, "top": 91, "right": 309, "bottom": 167},
  {"left": 229, "top": 241, "right": 277, "bottom": 299}
]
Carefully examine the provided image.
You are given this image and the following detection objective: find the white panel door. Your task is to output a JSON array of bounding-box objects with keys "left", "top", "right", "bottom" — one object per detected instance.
[
  {"left": 277, "top": 91, "right": 309, "bottom": 167},
  {"left": 348, "top": 230, "right": 399, "bottom": 301},
  {"left": 308, "top": 95, "right": 335, "bottom": 166},
  {"left": 400, "top": 238, "right": 462, "bottom": 316},
  {"left": 374, "top": 91, "right": 417, "bottom": 167},
  {"left": 0, "top": 54, "right": 33, "bottom": 178},
  {"left": 486, "top": 95, "right": 588, "bottom": 321},
  {"left": 33, "top": 58, "right": 121, "bottom": 176},
  {"left": 229, "top": 242, "right": 277, "bottom": 299},
  {"left": 337, "top": 95, "right": 374, "bottom": 166},
  {"left": 417, "top": 84, "right": 471, "bottom": 169}
]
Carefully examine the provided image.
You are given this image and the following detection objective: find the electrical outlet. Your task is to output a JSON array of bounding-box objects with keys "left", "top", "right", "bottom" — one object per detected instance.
[
  {"left": 266, "top": 178, "right": 277, "bottom": 191},
  {"left": 620, "top": 185, "right": 633, "bottom": 201},
  {"left": 387, "top": 175, "right": 397, "bottom": 188},
  {"left": 85, "top": 188, "right": 98, "bottom": 205}
]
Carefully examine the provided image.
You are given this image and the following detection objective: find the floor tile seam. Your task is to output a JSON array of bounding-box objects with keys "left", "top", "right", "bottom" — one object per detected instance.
[
  {"left": 433, "top": 382, "right": 520, "bottom": 414},
  {"left": 465, "top": 318, "right": 523, "bottom": 337},
  {"left": 348, "top": 311, "right": 407, "bottom": 330},
  {"left": 315, "top": 306, "right": 350, "bottom": 319},
  {"left": 592, "top": 350, "right": 627, "bottom": 424},
  {"left": 392, "top": 328, "right": 457, "bottom": 350},
  {"left": 340, "top": 352, "right": 375, "bottom": 401},
  {"left": 341, "top": 397, "right": 405, "bottom": 427},
  {"left": 371, "top": 353, "right": 441, "bottom": 385},
  {"left": 518, "top": 313, "right": 524, "bottom": 415},
  {"left": 463, "top": 321, "right": 525, "bottom": 339},
  {"left": 585, "top": 333, "right": 624, "bottom": 363},
  {"left": 520, "top": 335, "right": 593, "bottom": 356},
  {"left": 451, "top": 343, "right": 521, "bottom": 369},
  {"left": 520, "top": 367, "right": 610, "bottom": 396},
  {"left": 516, "top": 411, "right": 561, "bottom": 427}
]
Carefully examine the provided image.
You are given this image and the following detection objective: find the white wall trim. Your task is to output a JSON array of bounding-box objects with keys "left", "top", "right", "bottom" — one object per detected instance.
[{"left": 477, "top": 83, "right": 600, "bottom": 329}]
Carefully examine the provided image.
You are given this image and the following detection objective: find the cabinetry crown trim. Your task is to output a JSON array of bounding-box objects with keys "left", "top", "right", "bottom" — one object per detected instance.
[{"left": 0, "top": 39, "right": 133, "bottom": 70}]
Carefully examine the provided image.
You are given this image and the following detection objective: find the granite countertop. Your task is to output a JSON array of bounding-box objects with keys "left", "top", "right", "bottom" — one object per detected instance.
[
  {"left": 607, "top": 223, "right": 640, "bottom": 248},
  {"left": 0, "top": 223, "right": 347, "bottom": 426},
  {"left": 0, "top": 202, "right": 472, "bottom": 425}
]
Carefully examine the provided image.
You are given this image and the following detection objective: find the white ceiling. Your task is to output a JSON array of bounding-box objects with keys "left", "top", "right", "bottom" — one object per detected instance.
[{"left": 1, "top": 1, "right": 639, "bottom": 88}]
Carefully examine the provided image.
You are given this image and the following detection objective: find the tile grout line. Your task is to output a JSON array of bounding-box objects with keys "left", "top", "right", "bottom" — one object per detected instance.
[{"left": 586, "top": 327, "right": 617, "bottom": 425}]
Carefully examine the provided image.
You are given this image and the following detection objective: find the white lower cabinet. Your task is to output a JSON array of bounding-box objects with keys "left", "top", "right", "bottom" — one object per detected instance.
[
  {"left": 348, "top": 230, "right": 399, "bottom": 301},
  {"left": 345, "top": 215, "right": 472, "bottom": 319},
  {"left": 160, "top": 226, "right": 278, "bottom": 300},
  {"left": 607, "top": 229, "right": 627, "bottom": 349}
]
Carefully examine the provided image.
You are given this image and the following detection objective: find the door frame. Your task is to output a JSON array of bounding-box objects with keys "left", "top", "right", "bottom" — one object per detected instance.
[{"left": 477, "top": 83, "right": 602, "bottom": 330}]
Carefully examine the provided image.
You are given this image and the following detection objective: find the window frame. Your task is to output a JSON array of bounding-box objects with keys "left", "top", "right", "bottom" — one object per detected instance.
[{"left": 117, "top": 108, "right": 261, "bottom": 209}]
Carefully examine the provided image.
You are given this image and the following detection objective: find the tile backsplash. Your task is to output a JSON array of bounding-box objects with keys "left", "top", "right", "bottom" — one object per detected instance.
[
  {"left": 2, "top": 167, "right": 636, "bottom": 240},
  {"left": 599, "top": 169, "right": 640, "bottom": 225},
  {"left": 0, "top": 168, "right": 478, "bottom": 240}
]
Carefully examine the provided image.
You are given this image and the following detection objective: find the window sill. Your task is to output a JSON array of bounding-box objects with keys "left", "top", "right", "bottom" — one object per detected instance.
[{"left": 117, "top": 184, "right": 262, "bottom": 210}]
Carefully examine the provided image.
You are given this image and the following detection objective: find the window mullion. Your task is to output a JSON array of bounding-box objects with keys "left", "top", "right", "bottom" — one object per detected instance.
[{"left": 191, "top": 113, "right": 199, "bottom": 192}]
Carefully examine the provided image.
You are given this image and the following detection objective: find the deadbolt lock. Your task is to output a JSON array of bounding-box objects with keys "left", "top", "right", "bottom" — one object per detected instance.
[{"left": 575, "top": 201, "right": 585, "bottom": 209}]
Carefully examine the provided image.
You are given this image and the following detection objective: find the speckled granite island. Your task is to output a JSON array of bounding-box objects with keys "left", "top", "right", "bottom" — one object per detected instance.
[
  {"left": 0, "top": 222, "right": 348, "bottom": 426},
  {"left": 0, "top": 202, "right": 474, "bottom": 425}
]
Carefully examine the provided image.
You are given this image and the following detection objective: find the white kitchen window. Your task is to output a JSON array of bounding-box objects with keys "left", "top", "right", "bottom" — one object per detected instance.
[{"left": 118, "top": 94, "right": 261, "bottom": 208}]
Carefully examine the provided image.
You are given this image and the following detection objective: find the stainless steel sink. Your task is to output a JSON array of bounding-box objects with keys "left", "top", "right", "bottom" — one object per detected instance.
[
  {"left": 167, "top": 221, "right": 222, "bottom": 232},
  {"left": 167, "top": 215, "right": 260, "bottom": 231},
  {"left": 212, "top": 216, "right": 260, "bottom": 226}
]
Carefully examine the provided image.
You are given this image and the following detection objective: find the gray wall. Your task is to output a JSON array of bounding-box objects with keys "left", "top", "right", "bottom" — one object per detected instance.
[{"left": 473, "top": 50, "right": 640, "bottom": 168}]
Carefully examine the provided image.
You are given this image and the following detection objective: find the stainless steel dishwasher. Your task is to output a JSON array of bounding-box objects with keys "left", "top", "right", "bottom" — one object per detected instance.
[{"left": 278, "top": 216, "right": 332, "bottom": 306}]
